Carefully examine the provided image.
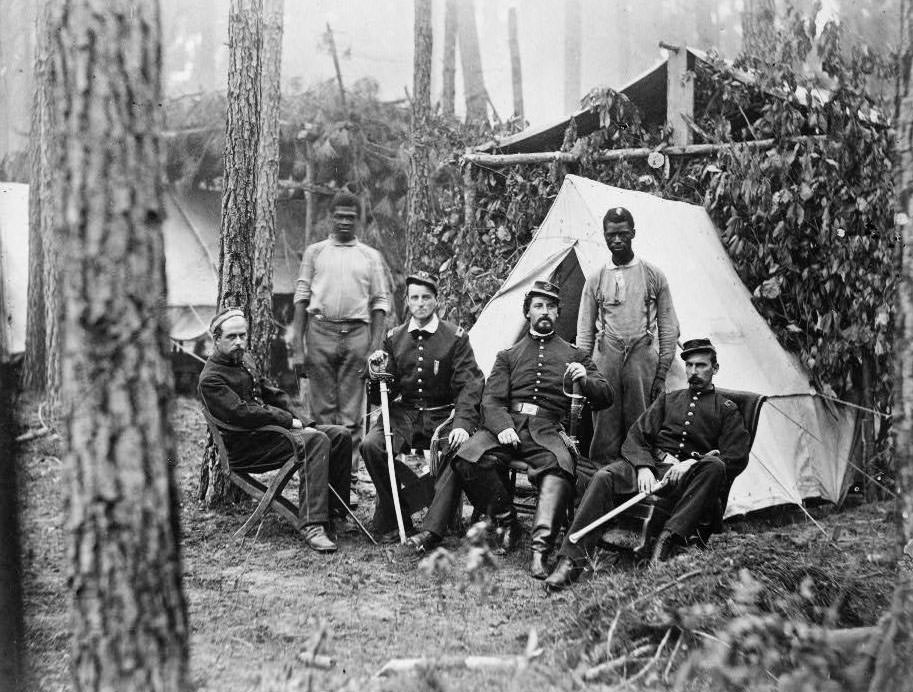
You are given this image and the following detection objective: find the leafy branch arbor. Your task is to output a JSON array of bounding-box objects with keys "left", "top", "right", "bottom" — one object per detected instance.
[{"left": 429, "top": 29, "right": 895, "bottom": 501}]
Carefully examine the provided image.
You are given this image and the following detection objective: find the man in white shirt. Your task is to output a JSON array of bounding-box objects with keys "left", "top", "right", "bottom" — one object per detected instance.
[
  {"left": 292, "top": 191, "right": 390, "bottom": 492},
  {"left": 576, "top": 207, "right": 679, "bottom": 464}
]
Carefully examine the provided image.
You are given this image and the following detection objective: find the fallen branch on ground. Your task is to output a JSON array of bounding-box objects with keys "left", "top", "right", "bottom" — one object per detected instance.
[
  {"left": 376, "top": 628, "right": 541, "bottom": 677},
  {"left": 583, "top": 643, "right": 654, "bottom": 681},
  {"left": 606, "top": 628, "right": 672, "bottom": 690},
  {"left": 299, "top": 621, "right": 335, "bottom": 670}
]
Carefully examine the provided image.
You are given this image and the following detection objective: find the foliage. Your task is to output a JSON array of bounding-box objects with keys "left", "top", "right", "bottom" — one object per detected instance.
[
  {"left": 436, "top": 8, "right": 896, "bottom": 430},
  {"left": 162, "top": 77, "right": 411, "bottom": 275}
]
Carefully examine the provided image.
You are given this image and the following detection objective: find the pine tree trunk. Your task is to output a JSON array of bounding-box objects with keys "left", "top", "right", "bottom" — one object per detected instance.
[
  {"left": 867, "top": 6, "right": 913, "bottom": 685},
  {"left": 0, "top": 360, "right": 23, "bottom": 692},
  {"left": 741, "top": 0, "right": 776, "bottom": 60},
  {"left": 441, "top": 0, "right": 457, "bottom": 118},
  {"left": 508, "top": 6, "right": 524, "bottom": 122},
  {"left": 47, "top": 1, "right": 189, "bottom": 689},
  {"left": 457, "top": 0, "right": 487, "bottom": 125},
  {"left": 22, "top": 3, "right": 48, "bottom": 393},
  {"left": 563, "top": 0, "right": 581, "bottom": 114},
  {"left": 406, "top": 0, "right": 433, "bottom": 274},
  {"left": 249, "top": 0, "right": 283, "bottom": 376},
  {"left": 201, "top": 0, "right": 262, "bottom": 506}
]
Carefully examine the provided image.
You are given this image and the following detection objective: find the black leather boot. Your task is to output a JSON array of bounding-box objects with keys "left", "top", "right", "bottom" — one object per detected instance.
[
  {"left": 530, "top": 473, "right": 573, "bottom": 579},
  {"left": 493, "top": 509, "right": 522, "bottom": 554},
  {"left": 544, "top": 556, "right": 582, "bottom": 590}
]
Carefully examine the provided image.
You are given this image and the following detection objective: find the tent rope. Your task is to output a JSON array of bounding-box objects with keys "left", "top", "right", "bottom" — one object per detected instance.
[
  {"left": 763, "top": 400, "right": 823, "bottom": 443},
  {"left": 170, "top": 339, "right": 207, "bottom": 365},
  {"left": 748, "top": 449, "right": 841, "bottom": 549},
  {"left": 765, "top": 391, "right": 890, "bottom": 419}
]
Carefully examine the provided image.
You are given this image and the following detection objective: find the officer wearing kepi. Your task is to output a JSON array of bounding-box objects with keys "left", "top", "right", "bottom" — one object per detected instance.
[
  {"left": 361, "top": 270, "right": 484, "bottom": 546},
  {"left": 452, "top": 279, "right": 613, "bottom": 578},
  {"left": 546, "top": 338, "right": 751, "bottom": 589}
]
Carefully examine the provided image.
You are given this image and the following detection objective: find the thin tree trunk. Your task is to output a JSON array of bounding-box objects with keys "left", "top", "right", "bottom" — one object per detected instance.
[
  {"left": 250, "top": 0, "right": 283, "bottom": 376},
  {"left": 0, "top": 359, "right": 23, "bottom": 692},
  {"left": 304, "top": 141, "right": 316, "bottom": 247},
  {"left": 22, "top": 2, "right": 48, "bottom": 393},
  {"left": 325, "top": 23, "right": 346, "bottom": 110},
  {"left": 868, "top": 2, "right": 913, "bottom": 684},
  {"left": 508, "top": 6, "right": 524, "bottom": 122},
  {"left": 47, "top": 1, "right": 189, "bottom": 689},
  {"left": 564, "top": 0, "right": 581, "bottom": 114},
  {"left": 201, "top": 0, "right": 262, "bottom": 506},
  {"left": 442, "top": 0, "right": 457, "bottom": 117},
  {"left": 406, "top": 0, "right": 433, "bottom": 274},
  {"left": 457, "top": 0, "right": 487, "bottom": 125},
  {"left": 741, "top": 0, "right": 776, "bottom": 59}
]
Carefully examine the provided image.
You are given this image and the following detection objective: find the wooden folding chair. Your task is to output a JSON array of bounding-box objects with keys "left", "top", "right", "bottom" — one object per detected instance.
[
  {"left": 200, "top": 401, "right": 376, "bottom": 543},
  {"left": 599, "top": 388, "right": 767, "bottom": 555}
]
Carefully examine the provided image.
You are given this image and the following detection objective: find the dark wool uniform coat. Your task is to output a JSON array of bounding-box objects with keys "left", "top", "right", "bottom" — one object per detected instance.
[
  {"left": 367, "top": 318, "right": 484, "bottom": 445},
  {"left": 458, "top": 332, "right": 613, "bottom": 478},
  {"left": 199, "top": 352, "right": 312, "bottom": 469},
  {"left": 616, "top": 386, "right": 751, "bottom": 525}
]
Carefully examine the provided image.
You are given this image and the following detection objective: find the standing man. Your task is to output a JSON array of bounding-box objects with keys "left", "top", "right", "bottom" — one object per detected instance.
[
  {"left": 292, "top": 191, "right": 390, "bottom": 496},
  {"left": 199, "top": 308, "right": 352, "bottom": 553},
  {"left": 453, "top": 280, "right": 613, "bottom": 579},
  {"left": 577, "top": 206, "right": 679, "bottom": 464},
  {"left": 361, "top": 270, "right": 484, "bottom": 546},
  {"left": 545, "top": 338, "right": 751, "bottom": 589}
]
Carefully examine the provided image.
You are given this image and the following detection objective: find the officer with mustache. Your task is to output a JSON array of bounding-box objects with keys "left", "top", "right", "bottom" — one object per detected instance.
[
  {"left": 545, "top": 338, "right": 751, "bottom": 589},
  {"left": 452, "top": 280, "right": 613, "bottom": 579}
]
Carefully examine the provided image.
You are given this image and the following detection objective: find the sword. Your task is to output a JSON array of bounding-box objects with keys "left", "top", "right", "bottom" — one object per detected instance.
[
  {"left": 370, "top": 355, "right": 408, "bottom": 544},
  {"left": 567, "top": 449, "right": 721, "bottom": 544},
  {"left": 567, "top": 478, "right": 669, "bottom": 544}
]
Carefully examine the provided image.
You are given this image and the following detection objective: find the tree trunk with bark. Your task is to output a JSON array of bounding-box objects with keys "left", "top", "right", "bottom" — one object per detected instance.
[
  {"left": 865, "top": 4, "right": 913, "bottom": 685},
  {"left": 250, "top": 0, "right": 283, "bottom": 376},
  {"left": 441, "top": 0, "right": 457, "bottom": 117},
  {"left": 22, "top": 3, "right": 49, "bottom": 393},
  {"left": 47, "top": 1, "right": 189, "bottom": 689},
  {"left": 563, "top": 0, "right": 582, "bottom": 114},
  {"left": 741, "top": 0, "right": 776, "bottom": 60},
  {"left": 869, "top": 25, "right": 913, "bottom": 692},
  {"left": 201, "top": 0, "right": 262, "bottom": 506},
  {"left": 0, "top": 358, "right": 23, "bottom": 692},
  {"left": 508, "top": 6, "right": 524, "bottom": 122},
  {"left": 406, "top": 0, "right": 433, "bottom": 274},
  {"left": 457, "top": 0, "right": 487, "bottom": 125}
]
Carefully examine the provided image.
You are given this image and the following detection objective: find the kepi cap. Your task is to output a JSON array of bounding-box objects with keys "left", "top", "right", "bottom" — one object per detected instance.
[
  {"left": 680, "top": 338, "right": 716, "bottom": 360},
  {"left": 526, "top": 279, "right": 561, "bottom": 302},
  {"left": 406, "top": 270, "right": 439, "bottom": 295}
]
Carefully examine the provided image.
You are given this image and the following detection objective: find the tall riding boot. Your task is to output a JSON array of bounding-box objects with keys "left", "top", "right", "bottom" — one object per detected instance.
[{"left": 530, "top": 473, "right": 573, "bottom": 579}]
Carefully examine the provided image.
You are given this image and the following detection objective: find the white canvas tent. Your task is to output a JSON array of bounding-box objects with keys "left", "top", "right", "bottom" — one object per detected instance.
[
  {"left": 0, "top": 183, "right": 29, "bottom": 356},
  {"left": 0, "top": 184, "right": 299, "bottom": 350},
  {"left": 468, "top": 175, "right": 857, "bottom": 518}
]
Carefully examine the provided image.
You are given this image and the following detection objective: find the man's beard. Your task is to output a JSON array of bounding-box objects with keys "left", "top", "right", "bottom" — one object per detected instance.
[
  {"left": 230, "top": 348, "right": 245, "bottom": 363},
  {"left": 532, "top": 317, "right": 554, "bottom": 334}
]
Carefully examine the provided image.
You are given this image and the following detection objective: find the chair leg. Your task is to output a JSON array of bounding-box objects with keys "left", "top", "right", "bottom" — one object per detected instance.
[
  {"left": 329, "top": 484, "right": 377, "bottom": 545},
  {"left": 233, "top": 458, "right": 299, "bottom": 539}
]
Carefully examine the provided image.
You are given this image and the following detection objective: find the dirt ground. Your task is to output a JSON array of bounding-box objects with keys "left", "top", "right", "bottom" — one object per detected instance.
[{"left": 17, "top": 396, "right": 899, "bottom": 691}]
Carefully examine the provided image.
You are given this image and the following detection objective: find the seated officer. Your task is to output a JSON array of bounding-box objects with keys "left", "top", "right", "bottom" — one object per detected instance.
[
  {"left": 199, "top": 308, "right": 352, "bottom": 553},
  {"left": 361, "top": 271, "right": 484, "bottom": 546},
  {"left": 545, "top": 338, "right": 751, "bottom": 589},
  {"left": 451, "top": 280, "right": 613, "bottom": 579}
]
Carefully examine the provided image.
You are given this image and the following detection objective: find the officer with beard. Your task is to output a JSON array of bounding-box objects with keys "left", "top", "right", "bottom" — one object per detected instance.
[
  {"left": 452, "top": 280, "right": 613, "bottom": 579},
  {"left": 545, "top": 338, "right": 751, "bottom": 589},
  {"left": 199, "top": 307, "right": 352, "bottom": 553}
]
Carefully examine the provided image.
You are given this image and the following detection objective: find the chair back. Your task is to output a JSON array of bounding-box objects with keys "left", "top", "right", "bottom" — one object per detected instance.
[
  {"left": 198, "top": 387, "right": 240, "bottom": 475},
  {"left": 712, "top": 387, "right": 766, "bottom": 516}
]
